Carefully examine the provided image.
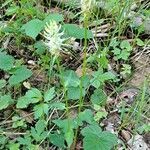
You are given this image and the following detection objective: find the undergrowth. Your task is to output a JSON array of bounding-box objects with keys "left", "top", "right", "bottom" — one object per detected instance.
[{"left": 0, "top": 0, "right": 150, "bottom": 150}]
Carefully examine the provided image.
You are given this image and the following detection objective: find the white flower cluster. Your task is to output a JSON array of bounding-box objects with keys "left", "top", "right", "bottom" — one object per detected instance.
[
  {"left": 43, "top": 21, "right": 67, "bottom": 56},
  {"left": 81, "top": 0, "right": 96, "bottom": 18}
]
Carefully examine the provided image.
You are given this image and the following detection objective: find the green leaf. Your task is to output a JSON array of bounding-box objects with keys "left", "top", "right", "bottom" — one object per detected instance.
[
  {"left": 7, "top": 142, "right": 20, "bottom": 150},
  {"left": 67, "top": 86, "right": 85, "bottom": 100},
  {"left": 43, "top": 13, "right": 64, "bottom": 24},
  {"left": 34, "top": 41, "right": 46, "bottom": 55},
  {"left": 6, "top": 5, "right": 19, "bottom": 16},
  {"left": 35, "top": 119, "right": 46, "bottom": 135},
  {"left": 31, "top": 120, "right": 47, "bottom": 142},
  {"left": 81, "top": 75, "right": 90, "bottom": 88},
  {"left": 65, "top": 128, "right": 74, "bottom": 147},
  {"left": 0, "top": 52, "right": 14, "bottom": 71},
  {"left": 50, "top": 102, "right": 66, "bottom": 110},
  {"left": 91, "top": 70, "right": 116, "bottom": 88},
  {"left": 110, "top": 38, "right": 119, "bottom": 48},
  {"left": 12, "top": 116, "right": 26, "bottom": 128},
  {"left": 8, "top": 66, "right": 32, "bottom": 86},
  {"left": 0, "top": 79, "right": 6, "bottom": 89},
  {"left": 53, "top": 119, "right": 77, "bottom": 132},
  {"left": 81, "top": 124, "right": 117, "bottom": 150},
  {"left": 91, "top": 89, "right": 107, "bottom": 105},
  {"left": 53, "top": 119, "right": 75, "bottom": 147},
  {"left": 44, "top": 87, "right": 55, "bottom": 102},
  {"left": 0, "top": 95, "right": 12, "bottom": 110},
  {"left": 120, "top": 40, "right": 132, "bottom": 51},
  {"left": 63, "top": 24, "right": 93, "bottom": 39},
  {"left": 62, "top": 70, "right": 80, "bottom": 87},
  {"left": 17, "top": 135, "right": 32, "bottom": 146},
  {"left": 118, "top": 50, "right": 130, "bottom": 60},
  {"left": 77, "top": 109, "right": 94, "bottom": 125},
  {"left": 81, "top": 124, "right": 102, "bottom": 136},
  {"left": 16, "top": 96, "right": 29, "bottom": 108},
  {"left": 94, "top": 110, "right": 108, "bottom": 122},
  {"left": 49, "top": 132, "right": 65, "bottom": 148},
  {"left": 112, "top": 48, "right": 121, "bottom": 55},
  {"left": 0, "top": 135, "right": 7, "bottom": 149},
  {"left": 33, "top": 103, "right": 49, "bottom": 119},
  {"left": 21, "top": 19, "right": 43, "bottom": 39},
  {"left": 136, "top": 38, "right": 144, "bottom": 46},
  {"left": 26, "top": 88, "right": 42, "bottom": 103}
]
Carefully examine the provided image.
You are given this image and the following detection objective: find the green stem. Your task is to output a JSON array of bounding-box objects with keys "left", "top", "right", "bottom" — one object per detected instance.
[{"left": 72, "top": 16, "right": 89, "bottom": 150}]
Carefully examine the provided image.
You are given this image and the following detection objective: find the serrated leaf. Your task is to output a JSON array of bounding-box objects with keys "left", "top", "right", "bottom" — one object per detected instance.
[
  {"left": 44, "top": 87, "right": 55, "bottom": 102},
  {"left": 91, "top": 89, "right": 107, "bottom": 105},
  {"left": 77, "top": 109, "right": 94, "bottom": 126},
  {"left": 81, "top": 124, "right": 102, "bottom": 136},
  {"left": 21, "top": 19, "right": 43, "bottom": 39},
  {"left": 16, "top": 96, "right": 29, "bottom": 108},
  {"left": 0, "top": 95, "right": 12, "bottom": 110},
  {"left": 120, "top": 40, "right": 132, "bottom": 51},
  {"left": 53, "top": 119, "right": 77, "bottom": 132},
  {"left": 17, "top": 135, "right": 32, "bottom": 146},
  {"left": 17, "top": 88, "right": 41, "bottom": 109},
  {"left": 62, "top": 70, "right": 80, "bottom": 87},
  {"left": 43, "top": 13, "right": 64, "bottom": 24},
  {"left": 81, "top": 124, "right": 117, "bottom": 150},
  {"left": 91, "top": 70, "right": 116, "bottom": 88},
  {"left": 49, "top": 132, "right": 65, "bottom": 148},
  {"left": 26, "top": 88, "right": 42, "bottom": 103},
  {"left": 33, "top": 103, "right": 49, "bottom": 119},
  {"left": 35, "top": 119, "right": 46, "bottom": 135},
  {"left": 67, "top": 86, "right": 85, "bottom": 100},
  {"left": 0, "top": 52, "right": 14, "bottom": 71},
  {"left": 63, "top": 24, "right": 93, "bottom": 39},
  {"left": 8, "top": 66, "right": 32, "bottom": 86},
  {"left": 50, "top": 102, "right": 66, "bottom": 110}
]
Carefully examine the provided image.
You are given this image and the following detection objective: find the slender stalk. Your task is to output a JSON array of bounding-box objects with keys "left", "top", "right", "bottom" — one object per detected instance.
[{"left": 72, "top": 16, "right": 89, "bottom": 150}]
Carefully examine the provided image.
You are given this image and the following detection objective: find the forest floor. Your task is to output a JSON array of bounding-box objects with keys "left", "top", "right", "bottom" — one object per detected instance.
[{"left": 0, "top": 0, "right": 150, "bottom": 150}]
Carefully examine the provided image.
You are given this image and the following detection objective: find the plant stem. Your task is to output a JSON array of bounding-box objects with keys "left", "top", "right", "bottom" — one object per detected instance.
[{"left": 72, "top": 16, "right": 89, "bottom": 150}]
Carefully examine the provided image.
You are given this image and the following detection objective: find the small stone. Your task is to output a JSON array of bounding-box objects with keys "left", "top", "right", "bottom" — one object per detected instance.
[{"left": 27, "top": 60, "right": 35, "bottom": 66}]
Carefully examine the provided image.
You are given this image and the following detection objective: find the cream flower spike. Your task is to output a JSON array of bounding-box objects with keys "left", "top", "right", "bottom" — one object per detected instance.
[
  {"left": 43, "top": 20, "right": 68, "bottom": 56},
  {"left": 81, "top": 0, "right": 96, "bottom": 18}
]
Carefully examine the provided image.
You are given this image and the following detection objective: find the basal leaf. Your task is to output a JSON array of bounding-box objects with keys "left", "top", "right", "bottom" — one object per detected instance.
[
  {"left": 49, "top": 132, "right": 65, "bottom": 148},
  {"left": 62, "top": 70, "right": 80, "bottom": 88},
  {"left": 91, "top": 89, "right": 107, "bottom": 105},
  {"left": 43, "top": 13, "right": 64, "bottom": 24},
  {"left": 16, "top": 96, "right": 29, "bottom": 108},
  {"left": 26, "top": 88, "right": 42, "bottom": 103},
  {"left": 77, "top": 109, "right": 94, "bottom": 126},
  {"left": 81, "top": 124, "right": 117, "bottom": 150},
  {"left": 0, "top": 95, "right": 13, "bottom": 110},
  {"left": 21, "top": 19, "right": 43, "bottom": 39},
  {"left": 8, "top": 66, "right": 32, "bottom": 86},
  {"left": 67, "top": 86, "right": 85, "bottom": 100},
  {"left": 63, "top": 24, "right": 93, "bottom": 39},
  {"left": 0, "top": 52, "right": 14, "bottom": 71}
]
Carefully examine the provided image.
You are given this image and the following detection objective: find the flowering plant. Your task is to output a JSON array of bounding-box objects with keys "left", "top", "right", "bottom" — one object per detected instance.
[{"left": 43, "top": 20, "right": 68, "bottom": 56}]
